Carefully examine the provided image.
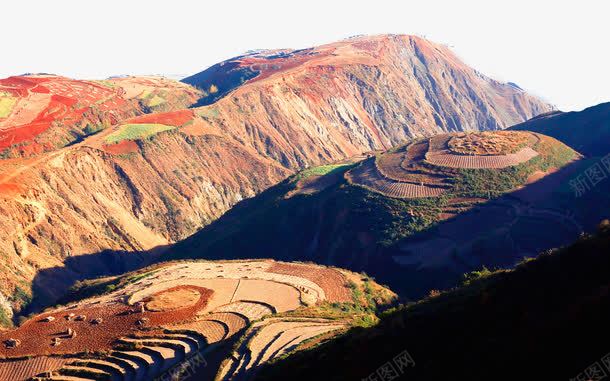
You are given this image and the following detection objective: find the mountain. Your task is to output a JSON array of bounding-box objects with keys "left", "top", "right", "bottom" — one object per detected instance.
[
  {"left": 0, "top": 110, "right": 289, "bottom": 315},
  {"left": 0, "top": 75, "right": 201, "bottom": 158},
  {"left": 0, "top": 259, "right": 395, "bottom": 381},
  {"left": 511, "top": 102, "right": 610, "bottom": 156},
  {"left": 0, "top": 35, "right": 551, "bottom": 319},
  {"left": 166, "top": 130, "right": 610, "bottom": 299},
  {"left": 182, "top": 34, "right": 551, "bottom": 169},
  {"left": 256, "top": 223, "right": 610, "bottom": 381}
]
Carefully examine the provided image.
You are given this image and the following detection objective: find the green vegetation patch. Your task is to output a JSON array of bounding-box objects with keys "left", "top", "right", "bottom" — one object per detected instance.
[
  {"left": 0, "top": 306, "right": 12, "bottom": 328},
  {"left": 294, "top": 163, "right": 355, "bottom": 181},
  {"left": 147, "top": 94, "right": 166, "bottom": 107},
  {"left": 96, "top": 80, "right": 117, "bottom": 89},
  {"left": 104, "top": 123, "right": 175, "bottom": 144},
  {"left": 0, "top": 95, "right": 17, "bottom": 118},
  {"left": 451, "top": 135, "right": 577, "bottom": 199}
]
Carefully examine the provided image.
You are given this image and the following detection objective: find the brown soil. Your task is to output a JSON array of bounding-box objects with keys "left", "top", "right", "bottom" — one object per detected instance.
[
  {"left": 102, "top": 140, "right": 139, "bottom": 155},
  {"left": 267, "top": 263, "right": 352, "bottom": 303},
  {"left": 448, "top": 131, "right": 532, "bottom": 156},
  {"left": 426, "top": 147, "right": 539, "bottom": 169},
  {"left": 146, "top": 287, "right": 204, "bottom": 312},
  {"left": 0, "top": 286, "right": 212, "bottom": 359},
  {"left": 122, "top": 109, "right": 194, "bottom": 127},
  {"left": 0, "top": 356, "right": 72, "bottom": 381}
]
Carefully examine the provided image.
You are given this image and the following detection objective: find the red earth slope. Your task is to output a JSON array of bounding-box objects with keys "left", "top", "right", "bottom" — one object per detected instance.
[{"left": 0, "top": 75, "right": 200, "bottom": 157}]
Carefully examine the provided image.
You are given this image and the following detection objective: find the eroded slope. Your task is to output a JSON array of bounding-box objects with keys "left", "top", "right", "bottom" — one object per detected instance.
[{"left": 183, "top": 34, "right": 551, "bottom": 169}]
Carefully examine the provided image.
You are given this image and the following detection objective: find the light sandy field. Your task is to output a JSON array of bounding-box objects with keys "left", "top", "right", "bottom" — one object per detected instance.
[{"left": 0, "top": 259, "right": 372, "bottom": 381}]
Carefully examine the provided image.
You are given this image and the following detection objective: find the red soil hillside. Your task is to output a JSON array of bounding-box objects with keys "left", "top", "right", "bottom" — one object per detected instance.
[
  {"left": 183, "top": 34, "right": 551, "bottom": 168},
  {"left": 0, "top": 117, "right": 289, "bottom": 316},
  {"left": 0, "top": 75, "right": 200, "bottom": 158}
]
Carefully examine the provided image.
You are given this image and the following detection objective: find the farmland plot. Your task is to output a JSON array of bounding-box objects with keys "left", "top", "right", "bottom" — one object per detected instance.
[
  {"left": 347, "top": 160, "right": 446, "bottom": 199},
  {"left": 426, "top": 146, "right": 539, "bottom": 169},
  {"left": 4, "top": 260, "right": 388, "bottom": 381}
]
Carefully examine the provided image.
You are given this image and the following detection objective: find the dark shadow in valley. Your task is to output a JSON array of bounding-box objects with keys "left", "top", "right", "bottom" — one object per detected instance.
[
  {"left": 23, "top": 245, "right": 167, "bottom": 320},
  {"left": 381, "top": 158, "right": 610, "bottom": 297},
  {"left": 162, "top": 158, "right": 610, "bottom": 301},
  {"left": 23, "top": 156, "right": 610, "bottom": 319}
]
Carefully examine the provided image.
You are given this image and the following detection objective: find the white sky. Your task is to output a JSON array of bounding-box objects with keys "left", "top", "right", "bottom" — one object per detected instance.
[{"left": 3, "top": 0, "right": 609, "bottom": 111}]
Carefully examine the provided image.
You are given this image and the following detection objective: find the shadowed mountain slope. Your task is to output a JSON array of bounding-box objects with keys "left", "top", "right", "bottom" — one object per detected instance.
[
  {"left": 256, "top": 223, "right": 610, "bottom": 381},
  {"left": 166, "top": 131, "right": 610, "bottom": 299},
  {"left": 511, "top": 102, "right": 610, "bottom": 156}
]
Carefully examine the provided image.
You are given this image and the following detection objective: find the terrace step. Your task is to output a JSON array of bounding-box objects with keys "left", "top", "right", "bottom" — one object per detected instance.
[
  {"left": 204, "top": 319, "right": 230, "bottom": 341},
  {"left": 68, "top": 359, "right": 127, "bottom": 380},
  {"left": 113, "top": 350, "right": 159, "bottom": 381},
  {"left": 171, "top": 331, "right": 208, "bottom": 349},
  {"left": 140, "top": 346, "right": 179, "bottom": 373},
  {"left": 37, "top": 376, "right": 95, "bottom": 381},
  {"left": 203, "top": 312, "right": 248, "bottom": 337},
  {"left": 119, "top": 337, "right": 191, "bottom": 357},
  {"left": 56, "top": 365, "right": 113, "bottom": 381},
  {"left": 131, "top": 332, "right": 203, "bottom": 352},
  {"left": 112, "top": 350, "right": 154, "bottom": 368},
  {"left": 271, "top": 324, "right": 344, "bottom": 360},
  {"left": 105, "top": 356, "right": 139, "bottom": 381},
  {"left": 166, "top": 319, "right": 229, "bottom": 343}
]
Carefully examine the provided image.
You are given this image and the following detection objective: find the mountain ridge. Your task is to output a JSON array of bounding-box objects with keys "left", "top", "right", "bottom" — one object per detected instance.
[
  {"left": 511, "top": 101, "right": 610, "bottom": 156},
  {"left": 0, "top": 35, "right": 551, "bottom": 319}
]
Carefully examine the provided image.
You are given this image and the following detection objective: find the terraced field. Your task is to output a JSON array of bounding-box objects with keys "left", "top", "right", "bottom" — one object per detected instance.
[
  {"left": 346, "top": 131, "right": 553, "bottom": 199},
  {"left": 0, "top": 357, "right": 72, "bottom": 381},
  {"left": 0, "top": 75, "right": 200, "bottom": 157},
  {"left": 218, "top": 319, "right": 346, "bottom": 380},
  {"left": 346, "top": 158, "right": 447, "bottom": 199},
  {"left": 0, "top": 260, "right": 394, "bottom": 380},
  {"left": 426, "top": 146, "right": 539, "bottom": 169}
]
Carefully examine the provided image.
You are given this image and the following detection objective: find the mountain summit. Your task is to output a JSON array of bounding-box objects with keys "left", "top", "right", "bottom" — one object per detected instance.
[{"left": 183, "top": 34, "right": 550, "bottom": 164}]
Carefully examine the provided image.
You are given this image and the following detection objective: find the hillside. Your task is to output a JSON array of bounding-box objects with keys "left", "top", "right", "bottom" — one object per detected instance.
[
  {"left": 511, "top": 101, "right": 610, "bottom": 156},
  {"left": 183, "top": 34, "right": 551, "bottom": 169},
  {"left": 0, "top": 110, "right": 290, "bottom": 316},
  {"left": 0, "top": 35, "right": 552, "bottom": 318},
  {"left": 0, "top": 260, "right": 395, "bottom": 381},
  {"left": 0, "top": 75, "right": 201, "bottom": 158},
  {"left": 256, "top": 223, "right": 610, "bottom": 381},
  {"left": 167, "top": 130, "right": 610, "bottom": 299}
]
